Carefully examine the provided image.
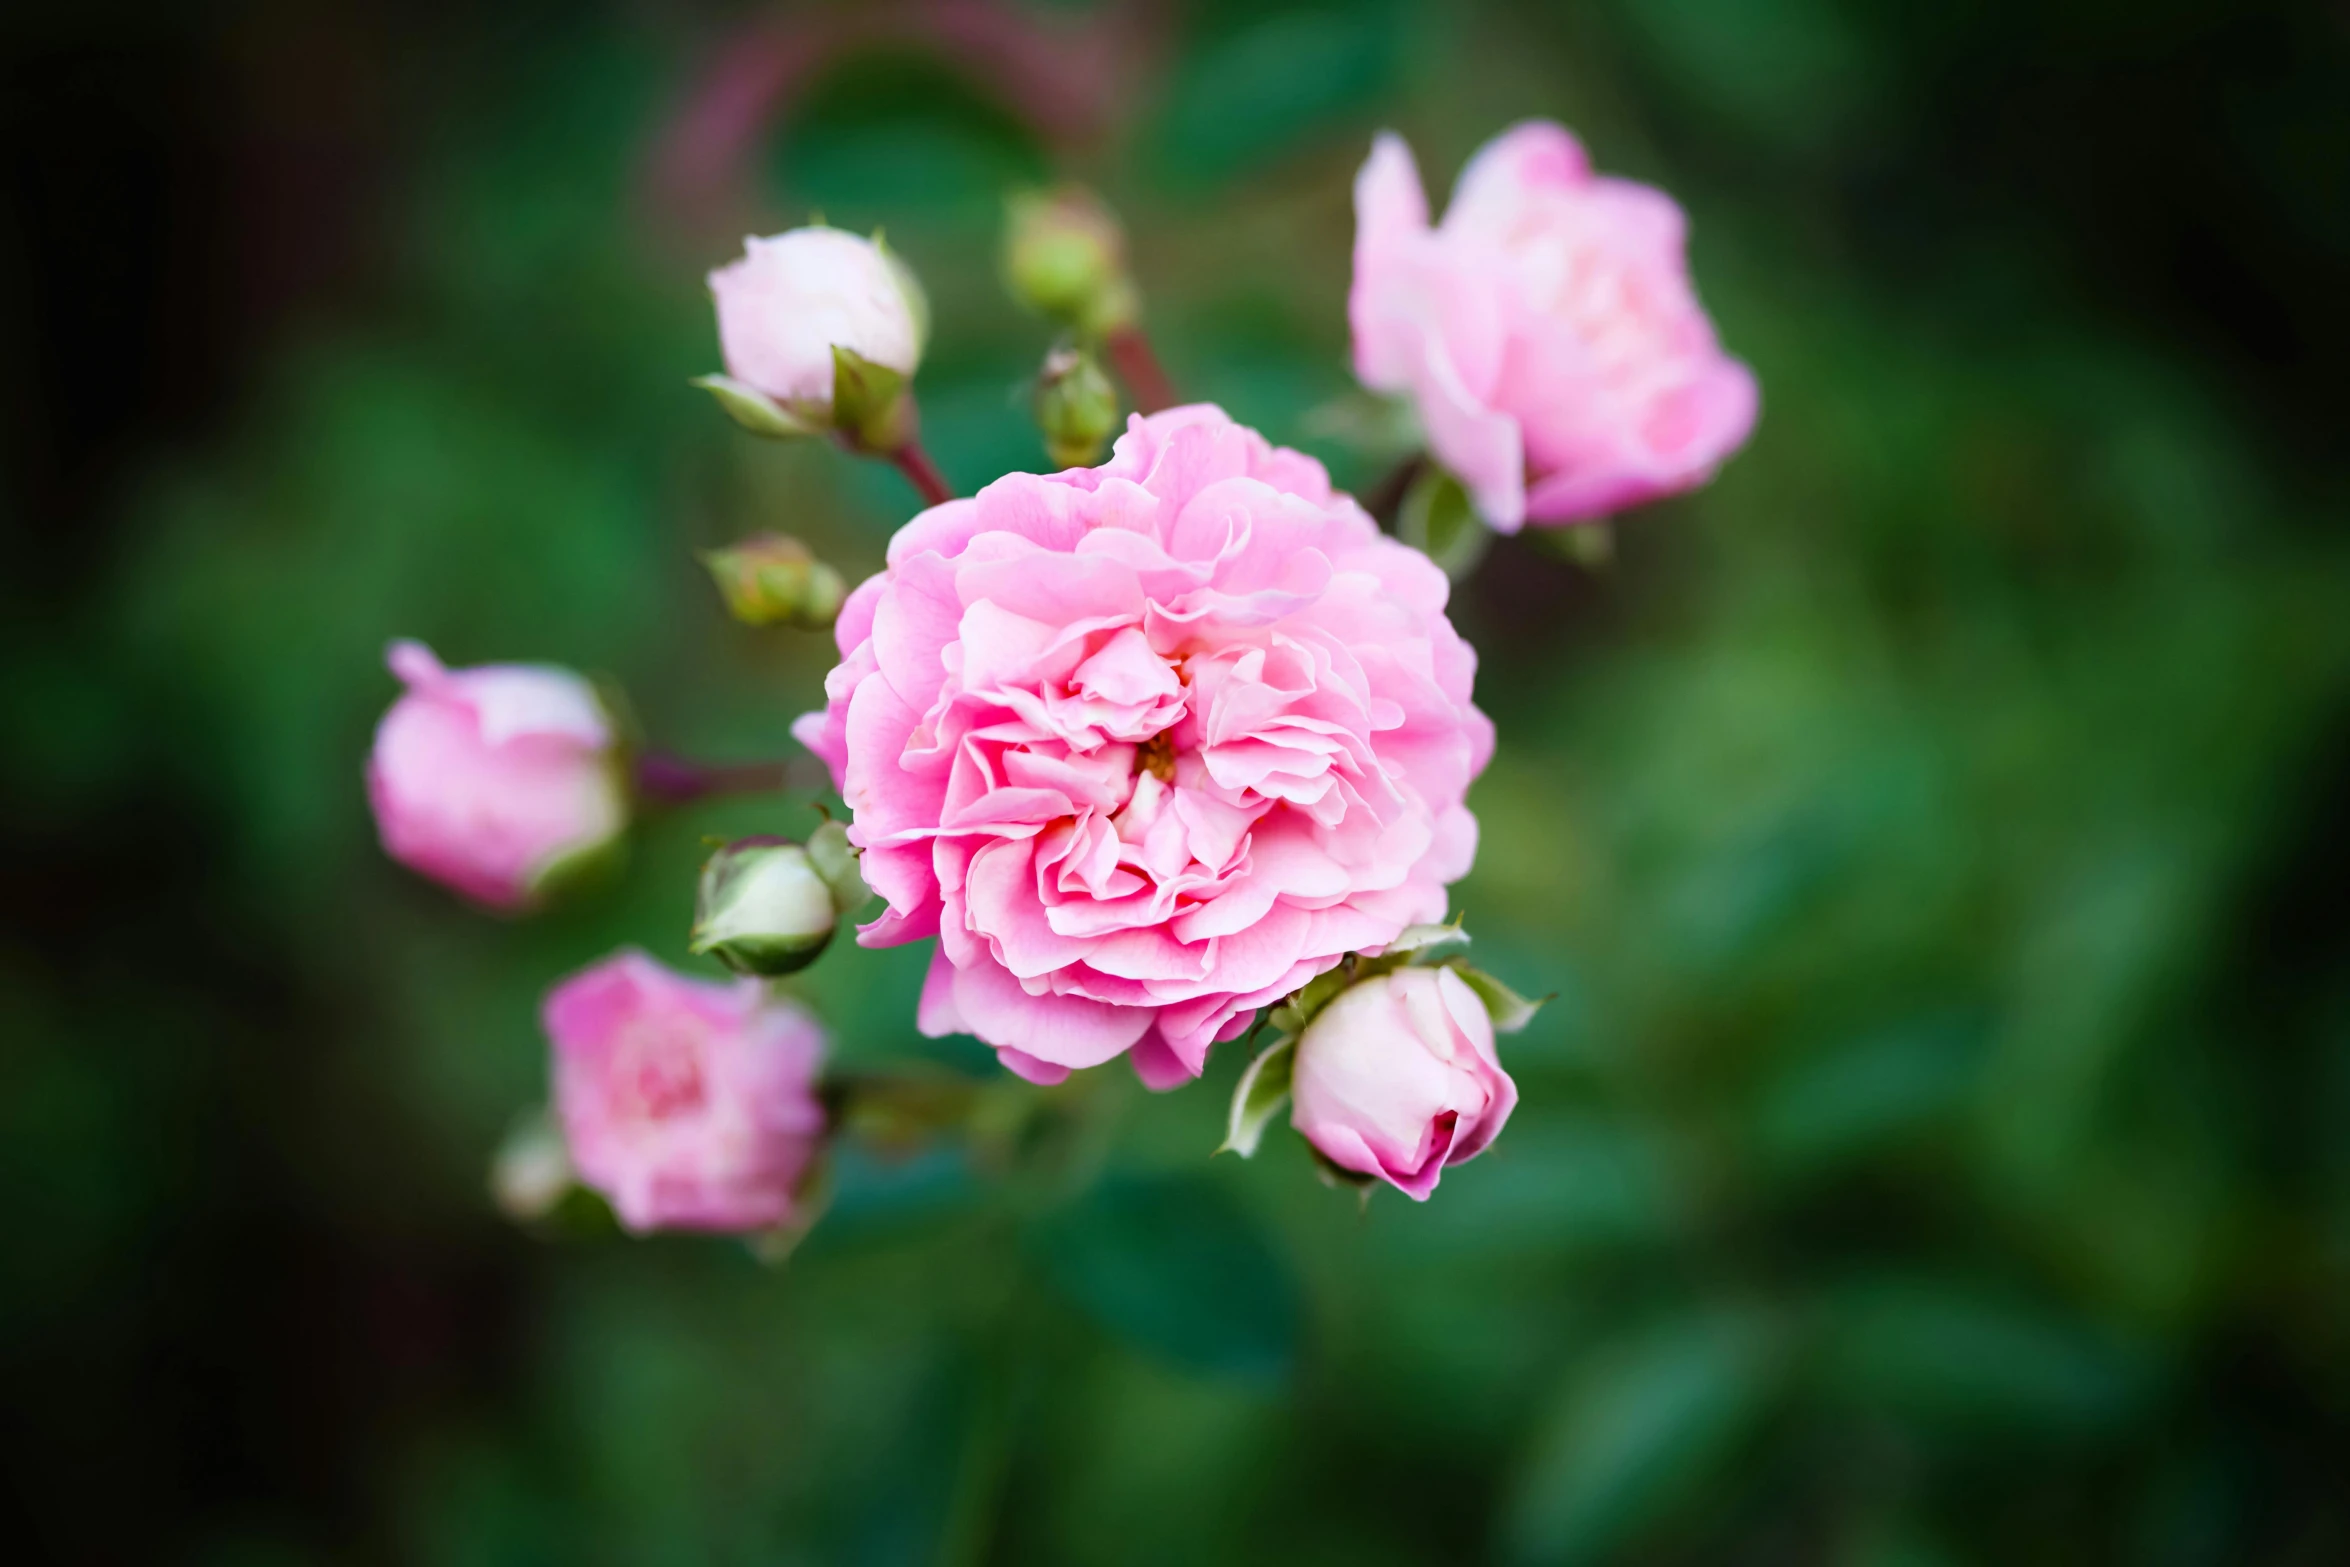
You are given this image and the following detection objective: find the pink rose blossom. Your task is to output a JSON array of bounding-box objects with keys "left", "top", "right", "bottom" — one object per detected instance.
[
  {"left": 1350, "top": 121, "right": 1758, "bottom": 532},
  {"left": 709, "top": 227, "right": 926, "bottom": 410},
  {"left": 367, "top": 640, "right": 627, "bottom": 910},
  {"left": 1290, "top": 966, "right": 1516, "bottom": 1200},
  {"left": 544, "top": 950, "right": 827, "bottom": 1234},
  {"left": 794, "top": 405, "right": 1491, "bottom": 1089}
]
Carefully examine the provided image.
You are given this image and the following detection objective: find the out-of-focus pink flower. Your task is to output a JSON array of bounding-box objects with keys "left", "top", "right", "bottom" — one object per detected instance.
[
  {"left": 1350, "top": 121, "right": 1758, "bottom": 532},
  {"left": 709, "top": 227, "right": 926, "bottom": 410},
  {"left": 793, "top": 405, "right": 1492, "bottom": 1090},
  {"left": 1290, "top": 965, "right": 1515, "bottom": 1200},
  {"left": 544, "top": 950, "right": 827, "bottom": 1234},
  {"left": 367, "top": 640, "right": 627, "bottom": 910}
]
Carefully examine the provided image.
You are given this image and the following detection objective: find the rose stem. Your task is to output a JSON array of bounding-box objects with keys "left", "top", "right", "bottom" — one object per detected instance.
[
  {"left": 1361, "top": 453, "right": 1428, "bottom": 529},
  {"left": 890, "top": 441, "right": 955, "bottom": 508},
  {"left": 635, "top": 751, "right": 813, "bottom": 805},
  {"left": 1105, "top": 324, "right": 1178, "bottom": 414}
]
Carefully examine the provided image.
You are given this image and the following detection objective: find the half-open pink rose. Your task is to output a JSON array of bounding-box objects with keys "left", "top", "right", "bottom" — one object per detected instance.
[
  {"left": 1289, "top": 965, "right": 1515, "bottom": 1200},
  {"left": 1351, "top": 121, "right": 1758, "bottom": 532},
  {"left": 794, "top": 405, "right": 1491, "bottom": 1089},
  {"left": 545, "top": 950, "right": 827, "bottom": 1234},
  {"left": 366, "top": 640, "right": 627, "bottom": 910}
]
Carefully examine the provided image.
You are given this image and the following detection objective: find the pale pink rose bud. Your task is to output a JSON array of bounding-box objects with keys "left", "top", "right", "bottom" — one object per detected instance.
[
  {"left": 1350, "top": 122, "right": 1758, "bottom": 532},
  {"left": 366, "top": 640, "right": 628, "bottom": 911},
  {"left": 544, "top": 949, "right": 828, "bottom": 1235},
  {"left": 1289, "top": 966, "right": 1516, "bottom": 1200},
  {"left": 706, "top": 227, "right": 927, "bottom": 426}
]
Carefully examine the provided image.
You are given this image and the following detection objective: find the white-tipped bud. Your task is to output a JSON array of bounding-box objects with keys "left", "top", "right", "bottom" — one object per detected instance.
[{"left": 690, "top": 838, "right": 840, "bottom": 976}]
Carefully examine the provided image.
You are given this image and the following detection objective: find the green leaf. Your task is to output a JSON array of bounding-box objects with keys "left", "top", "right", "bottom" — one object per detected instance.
[
  {"left": 1814, "top": 1276, "right": 2147, "bottom": 1438},
  {"left": 1451, "top": 962, "right": 1547, "bottom": 1034},
  {"left": 691, "top": 374, "right": 819, "bottom": 439},
  {"left": 1503, "top": 1308, "right": 1780, "bottom": 1565},
  {"left": 1218, "top": 1033, "right": 1295, "bottom": 1158},
  {"left": 1397, "top": 466, "right": 1492, "bottom": 581},
  {"left": 1029, "top": 1173, "right": 1298, "bottom": 1383},
  {"left": 1753, "top": 1011, "right": 1983, "bottom": 1176}
]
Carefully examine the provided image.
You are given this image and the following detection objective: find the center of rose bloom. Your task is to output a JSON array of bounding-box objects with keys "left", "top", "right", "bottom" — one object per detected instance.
[
  {"left": 1134, "top": 731, "right": 1176, "bottom": 783},
  {"left": 611, "top": 1017, "right": 709, "bottom": 1121}
]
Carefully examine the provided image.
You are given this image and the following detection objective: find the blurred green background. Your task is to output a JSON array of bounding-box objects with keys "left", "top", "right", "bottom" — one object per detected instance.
[{"left": 6, "top": 1, "right": 2350, "bottom": 1562}]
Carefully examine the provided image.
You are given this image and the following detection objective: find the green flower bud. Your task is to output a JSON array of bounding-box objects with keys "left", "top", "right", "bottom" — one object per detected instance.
[
  {"left": 1034, "top": 345, "right": 1121, "bottom": 470},
  {"left": 699, "top": 533, "right": 849, "bottom": 630},
  {"left": 691, "top": 838, "right": 839, "bottom": 976},
  {"left": 1004, "top": 186, "right": 1138, "bottom": 335}
]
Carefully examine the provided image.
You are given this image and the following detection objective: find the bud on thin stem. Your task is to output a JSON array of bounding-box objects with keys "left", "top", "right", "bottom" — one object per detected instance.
[
  {"left": 1035, "top": 345, "right": 1120, "bottom": 470},
  {"left": 700, "top": 533, "right": 848, "bottom": 629}
]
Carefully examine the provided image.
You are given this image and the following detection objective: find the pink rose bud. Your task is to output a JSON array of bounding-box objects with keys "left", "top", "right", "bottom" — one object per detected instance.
[
  {"left": 1350, "top": 122, "right": 1758, "bottom": 532},
  {"left": 702, "top": 227, "right": 928, "bottom": 442},
  {"left": 544, "top": 949, "right": 828, "bottom": 1235},
  {"left": 366, "top": 640, "right": 628, "bottom": 910},
  {"left": 1289, "top": 966, "right": 1517, "bottom": 1200}
]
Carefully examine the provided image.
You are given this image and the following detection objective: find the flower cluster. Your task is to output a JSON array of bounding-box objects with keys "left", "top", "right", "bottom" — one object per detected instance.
[
  {"left": 794, "top": 404, "right": 1491, "bottom": 1092},
  {"left": 367, "top": 121, "right": 1752, "bottom": 1232}
]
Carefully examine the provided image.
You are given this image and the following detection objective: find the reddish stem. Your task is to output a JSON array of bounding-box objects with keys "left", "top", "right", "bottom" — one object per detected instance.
[
  {"left": 635, "top": 751, "right": 811, "bottom": 805},
  {"left": 890, "top": 441, "right": 955, "bottom": 508},
  {"left": 1105, "top": 325, "right": 1178, "bottom": 414}
]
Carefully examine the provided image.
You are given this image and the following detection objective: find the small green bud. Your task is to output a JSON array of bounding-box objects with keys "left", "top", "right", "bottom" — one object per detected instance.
[
  {"left": 1004, "top": 186, "right": 1138, "bottom": 335},
  {"left": 1034, "top": 345, "right": 1121, "bottom": 470},
  {"left": 691, "top": 838, "right": 839, "bottom": 976},
  {"left": 700, "top": 534, "right": 849, "bottom": 630}
]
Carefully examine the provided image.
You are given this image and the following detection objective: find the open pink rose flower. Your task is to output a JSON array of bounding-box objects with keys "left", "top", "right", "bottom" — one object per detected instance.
[
  {"left": 367, "top": 640, "right": 628, "bottom": 910},
  {"left": 1351, "top": 121, "right": 1758, "bottom": 531},
  {"left": 1290, "top": 966, "right": 1516, "bottom": 1201},
  {"left": 794, "top": 405, "right": 1491, "bottom": 1089},
  {"left": 544, "top": 950, "right": 827, "bottom": 1234}
]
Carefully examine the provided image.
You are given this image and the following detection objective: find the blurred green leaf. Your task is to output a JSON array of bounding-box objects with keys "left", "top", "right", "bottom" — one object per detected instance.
[
  {"left": 1029, "top": 1172, "right": 1298, "bottom": 1384},
  {"left": 1503, "top": 1306, "right": 1781, "bottom": 1565},
  {"left": 1813, "top": 1276, "right": 2150, "bottom": 1439},
  {"left": 1754, "top": 1010, "right": 1985, "bottom": 1176},
  {"left": 1149, "top": 9, "right": 1400, "bottom": 185}
]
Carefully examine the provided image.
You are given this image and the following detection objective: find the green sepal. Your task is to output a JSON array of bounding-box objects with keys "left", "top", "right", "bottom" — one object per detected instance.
[
  {"left": 524, "top": 825, "right": 628, "bottom": 910},
  {"left": 1386, "top": 917, "right": 1470, "bottom": 957},
  {"left": 806, "top": 819, "right": 871, "bottom": 918},
  {"left": 693, "top": 374, "right": 820, "bottom": 439},
  {"left": 692, "top": 926, "right": 833, "bottom": 978},
  {"left": 1398, "top": 465, "right": 1492, "bottom": 581},
  {"left": 1309, "top": 1145, "right": 1379, "bottom": 1195},
  {"left": 831, "top": 345, "right": 913, "bottom": 453},
  {"left": 1268, "top": 960, "right": 1356, "bottom": 1037},
  {"left": 1447, "top": 960, "right": 1549, "bottom": 1034},
  {"left": 1219, "top": 1032, "right": 1297, "bottom": 1158},
  {"left": 1529, "top": 519, "right": 1616, "bottom": 568}
]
